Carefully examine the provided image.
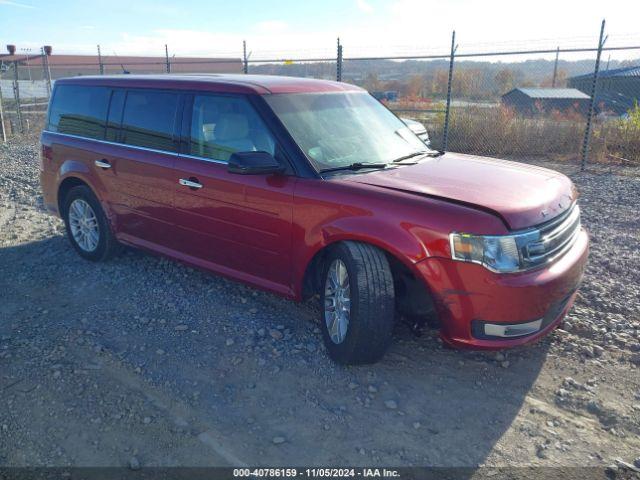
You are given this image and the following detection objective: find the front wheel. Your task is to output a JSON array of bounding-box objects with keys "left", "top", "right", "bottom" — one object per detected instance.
[{"left": 320, "top": 242, "right": 395, "bottom": 365}]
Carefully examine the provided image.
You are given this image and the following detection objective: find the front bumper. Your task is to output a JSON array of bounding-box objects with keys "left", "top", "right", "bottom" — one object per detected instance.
[{"left": 415, "top": 228, "right": 589, "bottom": 349}]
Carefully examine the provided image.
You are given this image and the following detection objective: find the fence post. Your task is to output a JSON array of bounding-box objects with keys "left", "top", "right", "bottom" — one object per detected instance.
[
  {"left": 12, "top": 60, "right": 24, "bottom": 134},
  {"left": 243, "top": 40, "right": 249, "bottom": 74},
  {"left": 40, "top": 47, "right": 49, "bottom": 93},
  {"left": 581, "top": 19, "right": 606, "bottom": 171},
  {"left": 97, "top": 44, "right": 104, "bottom": 75},
  {"left": 0, "top": 87, "right": 6, "bottom": 143},
  {"left": 165, "top": 44, "right": 171, "bottom": 73},
  {"left": 552, "top": 46, "right": 559, "bottom": 87},
  {"left": 336, "top": 37, "right": 343, "bottom": 82},
  {"left": 442, "top": 30, "right": 457, "bottom": 152}
]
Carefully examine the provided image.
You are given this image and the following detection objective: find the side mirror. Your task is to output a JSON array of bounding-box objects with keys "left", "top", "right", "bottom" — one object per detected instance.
[{"left": 228, "top": 151, "right": 284, "bottom": 175}]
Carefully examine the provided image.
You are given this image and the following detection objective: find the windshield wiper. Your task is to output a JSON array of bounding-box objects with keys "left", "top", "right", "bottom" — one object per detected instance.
[
  {"left": 319, "top": 162, "right": 389, "bottom": 174},
  {"left": 392, "top": 150, "right": 444, "bottom": 162}
]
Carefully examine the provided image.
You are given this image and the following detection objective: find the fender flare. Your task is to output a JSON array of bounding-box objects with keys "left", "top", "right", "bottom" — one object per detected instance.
[
  {"left": 56, "top": 160, "right": 115, "bottom": 226},
  {"left": 292, "top": 217, "right": 429, "bottom": 299}
]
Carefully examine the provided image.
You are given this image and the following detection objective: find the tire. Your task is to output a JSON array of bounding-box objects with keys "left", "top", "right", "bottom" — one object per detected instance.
[
  {"left": 319, "top": 241, "right": 395, "bottom": 365},
  {"left": 62, "top": 185, "right": 119, "bottom": 261}
]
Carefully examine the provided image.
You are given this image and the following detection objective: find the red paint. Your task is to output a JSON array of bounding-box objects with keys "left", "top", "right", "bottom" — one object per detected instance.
[
  {"left": 172, "top": 156, "right": 296, "bottom": 290},
  {"left": 51, "top": 74, "right": 363, "bottom": 95},
  {"left": 344, "top": 153, "right": 577, "bottom": 230},
  {"left": 40, "top": 75, "right": 589, "bottom": 350}
]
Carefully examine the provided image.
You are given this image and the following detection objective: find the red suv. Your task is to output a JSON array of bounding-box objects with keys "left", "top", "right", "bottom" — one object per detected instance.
[{"left": 40, "top": 74, "right": 588, "bottom": 364}]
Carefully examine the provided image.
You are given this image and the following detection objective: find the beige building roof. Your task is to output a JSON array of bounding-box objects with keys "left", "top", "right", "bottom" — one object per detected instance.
[{"left": 0, "top": 54, "right": 243, "bottom": 80}]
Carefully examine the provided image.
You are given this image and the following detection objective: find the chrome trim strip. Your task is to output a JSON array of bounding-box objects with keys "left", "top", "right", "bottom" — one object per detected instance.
[
  {"left": 43, "top": 130, "right": 228, "bottom": 165},
  {"left": 537, "top": 207, "right": 580, "bottom": 247},
  {"left": 537, "top": 202, "right": 577, "bottom": 232},
  {"left": 540, "top": 206, "right": 580, "bottom": 237},
  {"left": 524, "top": 205, "right": 581, "bottom": 266},
  {"left": 527, "top": 222, "right": 581, "bottom": 264},
  {"left": 179, "top": 153, "right": 226, "bottom": 165},
  {"left": 44, "top": 130, "right": 180, "bottom": 157}
]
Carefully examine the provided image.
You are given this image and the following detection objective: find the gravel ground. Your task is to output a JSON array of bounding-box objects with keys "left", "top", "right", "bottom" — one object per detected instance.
[{"left": 1, "top": 136, "right": 639, "bottom": 473}]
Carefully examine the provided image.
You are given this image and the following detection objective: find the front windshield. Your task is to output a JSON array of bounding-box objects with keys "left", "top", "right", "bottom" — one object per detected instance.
[{"left": 265, "top": 92, "right": 434, "bottom": 172}]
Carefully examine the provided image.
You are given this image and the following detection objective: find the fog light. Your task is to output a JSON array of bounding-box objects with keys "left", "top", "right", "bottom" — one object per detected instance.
[{"left": 484, "top": 319, "right": 543, "bottom": 338}]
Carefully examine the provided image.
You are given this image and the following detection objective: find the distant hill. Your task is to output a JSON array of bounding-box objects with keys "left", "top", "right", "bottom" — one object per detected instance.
[{"left": 252, "top": 57, "right": 640, "bottom": 101}]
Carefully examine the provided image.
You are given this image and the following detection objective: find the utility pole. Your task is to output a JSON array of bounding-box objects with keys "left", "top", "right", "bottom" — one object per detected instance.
[
  {"left": 551, "top": 46, "right": 560, "bottom": 87},
  {"left": 41, "top": 46, "right": 52, "bottom": 97},
  {"left": 336, "top": 37, "right": 343, "bottom": 82},
  {"left": 243, "top": 40, "right": 248, "bottom": 74},
  {"left": 581, "top": 19, "right": 607, "bottom": 171},
  {"left": 165, "top": 44, "right": 171, "bottom": 73},
  {"left": 40, "top": 47, "right": 48, "bottom": 94},
  {"left": 97, "top": 44, "right": 104, "bottom": 75},
  {"left": 442, "top": 30, "right": 457, "bottom": 152}
]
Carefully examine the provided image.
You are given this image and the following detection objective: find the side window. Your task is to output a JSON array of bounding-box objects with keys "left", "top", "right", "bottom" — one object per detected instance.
[
  {"left": 121, "top": 90, "right": 179, "bottom": 152},
  {"left": 48, "top": 85, "right": 109, "bottom": 140},
  {"left": 189, "top": 95, "right": 276, "bottom": 162},
  {"left": 105, "top": 89, "right": 125, "bottom": 142}
]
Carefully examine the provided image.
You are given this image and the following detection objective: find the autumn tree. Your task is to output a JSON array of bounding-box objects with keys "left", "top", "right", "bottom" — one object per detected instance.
[
  {"left": 430, "top": 69, "right": 449, "bottom": 97},
  {"left": 494, "top": 68, "right": 517, "bottom": 95},
  {"left": 363, "top": 73, "right": 381, "bottom": 92},
  {"left": 404, "top": 75, "right": 425, "bottom": 98},
  {"left": 541, "top": 68, "right": 568, "bottom": 87}
]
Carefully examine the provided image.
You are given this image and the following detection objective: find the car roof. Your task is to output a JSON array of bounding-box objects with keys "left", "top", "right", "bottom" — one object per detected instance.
[{"left": 54, "top": 74, "right": 365, "bottom": 95}]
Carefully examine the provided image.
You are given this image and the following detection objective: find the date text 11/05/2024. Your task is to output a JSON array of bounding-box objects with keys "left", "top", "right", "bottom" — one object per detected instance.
[{"left": 233, "top": 468, "right": 401, "bottom": 477}]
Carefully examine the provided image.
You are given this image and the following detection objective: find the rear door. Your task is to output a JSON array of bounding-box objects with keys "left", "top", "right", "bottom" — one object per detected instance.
[
  {"left": 173, "top": 93, "right": 296, "bottom": 293},
  {"left": 106, "top": 88, "right": 182, "bottom": 250}
]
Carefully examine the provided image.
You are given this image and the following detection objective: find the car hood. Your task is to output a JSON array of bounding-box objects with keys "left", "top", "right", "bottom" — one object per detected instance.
[{"left": 342, "top": 152, "right": 577, "bottom": 230}]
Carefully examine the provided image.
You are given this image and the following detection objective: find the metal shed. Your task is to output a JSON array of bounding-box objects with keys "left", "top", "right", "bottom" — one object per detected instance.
[
  {"left": 568, "top": 66, "right": 640, "bottom": 116},
  {"left": 501, "top": 88, "right": 590, "bottom": 115}
]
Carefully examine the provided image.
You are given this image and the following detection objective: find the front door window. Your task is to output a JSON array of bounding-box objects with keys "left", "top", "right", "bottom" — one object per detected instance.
[{"left": 189, "top": 95, "right": 276, "bottom": 162}]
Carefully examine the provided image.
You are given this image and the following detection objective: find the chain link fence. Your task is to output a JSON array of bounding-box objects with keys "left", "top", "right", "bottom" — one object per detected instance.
[{"left": 2, "top": 21, "right": 639, "bottom": 169}]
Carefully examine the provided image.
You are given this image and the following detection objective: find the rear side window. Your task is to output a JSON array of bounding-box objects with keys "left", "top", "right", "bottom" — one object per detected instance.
[
  {"left": 48, "top": 85, "right": 109, "bottom": 139},
  {"left": 121, "top": 90, "right": 179, "bottom": 152}
]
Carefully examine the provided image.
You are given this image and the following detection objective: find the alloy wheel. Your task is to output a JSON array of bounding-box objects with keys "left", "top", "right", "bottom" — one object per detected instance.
[
  {"left": 324, "top": 259, "right": 351, "bottom": 344},
  {"left": 68, "top": 198, "right": 100, "bottom": 252}
]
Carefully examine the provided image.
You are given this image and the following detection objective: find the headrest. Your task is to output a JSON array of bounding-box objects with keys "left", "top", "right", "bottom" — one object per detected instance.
[{"left": 215, "top": 114, "right": 249, "bottom": 141}]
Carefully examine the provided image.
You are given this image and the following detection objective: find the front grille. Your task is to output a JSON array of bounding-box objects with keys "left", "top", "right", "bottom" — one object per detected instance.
[{"left": 521, "top": 204, "right": 581, "bottom": 269}]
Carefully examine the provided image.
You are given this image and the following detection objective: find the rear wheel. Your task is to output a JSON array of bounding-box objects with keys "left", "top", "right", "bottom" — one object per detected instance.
[
  {"left": 62, "top": 185, "right": 119, "bottom": 261},
  {"left": 320, "top": 242, "right": 395, "bottom": 365}
]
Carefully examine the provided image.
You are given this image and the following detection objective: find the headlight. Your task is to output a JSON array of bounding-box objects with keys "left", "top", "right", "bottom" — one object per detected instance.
[{"left": 449, "top": 232, "right": 536, "bottom": 273}]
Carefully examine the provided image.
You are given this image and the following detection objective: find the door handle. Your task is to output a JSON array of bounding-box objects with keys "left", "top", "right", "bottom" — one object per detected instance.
[
  {"left": 95, "top": 159, "right": 111, "bottom": 169},
  {"left": 179, "top": 178, "right": 203, "bottom": 189}
]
